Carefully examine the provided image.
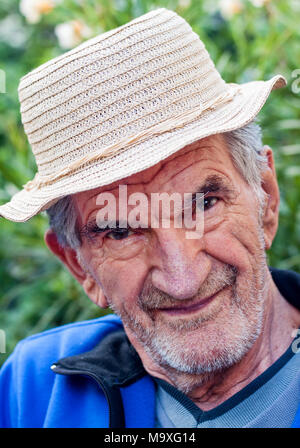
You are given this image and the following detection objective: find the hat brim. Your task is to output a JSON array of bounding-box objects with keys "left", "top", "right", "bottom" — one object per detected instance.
[{"left": 0, "top": 74, "right": 286, "bottom": 222}]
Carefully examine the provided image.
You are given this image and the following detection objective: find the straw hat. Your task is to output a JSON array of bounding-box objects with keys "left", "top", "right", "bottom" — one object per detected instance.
[{"left": 0, "top": 8, "right": 286, "bottom": 222}]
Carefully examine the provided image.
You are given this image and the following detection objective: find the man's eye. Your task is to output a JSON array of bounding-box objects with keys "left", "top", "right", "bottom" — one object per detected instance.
[
  {"left": 203, "top": 196, "right": 219, "bottom": 210},
  {"left": 106, "top": 228, "right": 134, "bottom": 240}
]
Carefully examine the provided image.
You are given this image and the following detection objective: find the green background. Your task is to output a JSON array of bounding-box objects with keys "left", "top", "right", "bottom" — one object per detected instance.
[{"left": 0, "top": 0, "right": 300, "bottom": 365}]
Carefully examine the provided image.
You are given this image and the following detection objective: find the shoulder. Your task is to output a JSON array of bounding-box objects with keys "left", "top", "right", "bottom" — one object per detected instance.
[
  {"left": 0, "top": 314, "right": 123, "bottom": 427},
  {"left": 13, "top": 313, "right": 123, "bottom": 365},
  {"left": 1, "top": 313, "right": 123, "bottom": 385}
]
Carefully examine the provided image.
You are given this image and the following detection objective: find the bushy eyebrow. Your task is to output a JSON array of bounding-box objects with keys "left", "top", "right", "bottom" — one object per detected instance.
[
  {"left": 182, "top": 174, "right": 237, "bottom": 211},
  {"left": 79, "top": 219, "right": 128, "bottom": 240},
  {"left": 195, "top": 174, "right": 237, "bottom": 197}
]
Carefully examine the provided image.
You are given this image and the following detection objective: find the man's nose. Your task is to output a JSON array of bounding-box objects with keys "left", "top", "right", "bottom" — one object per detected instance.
[{"left": 150, "top": 228, "right": 210, "bottom": 300}]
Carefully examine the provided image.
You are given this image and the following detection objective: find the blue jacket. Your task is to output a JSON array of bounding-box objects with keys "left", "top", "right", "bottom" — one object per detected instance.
[{"left": 1, "top": 267, "right": 300, "bottom": 428}]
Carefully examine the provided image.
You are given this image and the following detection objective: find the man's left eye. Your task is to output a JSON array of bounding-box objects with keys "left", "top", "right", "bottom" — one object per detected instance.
[
  {"left": 106, "top": 228, "right": 135, "bottom": 240},
  {"left": 203, "top": 196, "right": 219, "bottom": 210}
]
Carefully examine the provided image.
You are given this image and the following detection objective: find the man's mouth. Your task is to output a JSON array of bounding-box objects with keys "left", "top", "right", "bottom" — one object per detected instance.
[{"left": 157, "top": 287, "right": 227, "bottom": 316}]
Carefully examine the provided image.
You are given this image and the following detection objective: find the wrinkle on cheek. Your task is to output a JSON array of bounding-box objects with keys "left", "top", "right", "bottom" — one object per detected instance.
[
  {"left": 224, "top": 221, "right": 261, "bottom": 259},
  {"left": 83, "top": 242, "right": 105, "bottom": 261},
  {"left": 224, "top": 204, "right": 265, "bottom": 258},
  {"left": 227, "top": 206, "right": 250, "bottom": 218},
  {"left": 99, "top": 256, "right": 149, "bottom": 308},
  {"left": 204, "top": 232, "right": 245, "bottom": 273},
  {"left": 204, "top": 215, "right": 225, "bottom": 233},
  {"left": 230, "top": 224, "right": 265, "bottom": 260},
  {"left": 87, "top": 255, "right": 119, "bottom": 298},
  {"left": 205, "top": 218, "right": 264, "bottom": 273},
  {"left": 221, "top": 197, "right": 260, "bottom": 225},
  {"left": 80, "top": 244, "right": 106, "bottom": 279},
  {"left": 203, "top": 202, "right": 245, "bottom": 234}
]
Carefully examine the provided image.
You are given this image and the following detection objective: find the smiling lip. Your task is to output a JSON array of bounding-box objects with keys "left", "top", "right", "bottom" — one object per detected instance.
[{"left": 157, "top": 288, "right": 225, "bottom": 316}]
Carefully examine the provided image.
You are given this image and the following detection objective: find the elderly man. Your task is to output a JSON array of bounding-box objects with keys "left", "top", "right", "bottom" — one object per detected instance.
[{"left": 0, "top": 8, "right": 299, "bottom": 428}]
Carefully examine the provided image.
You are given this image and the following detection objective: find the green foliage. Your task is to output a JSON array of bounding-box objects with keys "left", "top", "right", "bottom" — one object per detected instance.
[{"left": 0, "top": 0, "right": 300, "bottom": 365}]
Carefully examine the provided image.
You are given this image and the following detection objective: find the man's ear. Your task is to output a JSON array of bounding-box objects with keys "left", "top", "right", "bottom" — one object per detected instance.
[
  {"left": 260, "top": 146, "right": 280, "bottom": 250},
  {"left": 44, "top": 229, "right": 109, "bottom": 308},
  {"left": 44, "top": 228, "right": 86, "bottom": 283}
]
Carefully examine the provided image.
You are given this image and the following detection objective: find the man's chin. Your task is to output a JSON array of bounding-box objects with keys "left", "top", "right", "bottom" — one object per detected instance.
[{"left": 142, "top": 314, "right": 262, "bottom": 380}]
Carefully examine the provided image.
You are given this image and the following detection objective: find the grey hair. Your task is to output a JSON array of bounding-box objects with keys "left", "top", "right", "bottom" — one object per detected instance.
[
  {"left": 223, "top": 121, "right": 268, "bottom": 203},
  {"left": 46, "top": 194, "right": 81, "bottom": 249},
  {"left": 46, "top": 121, "right": 268, "bottom": 249}
]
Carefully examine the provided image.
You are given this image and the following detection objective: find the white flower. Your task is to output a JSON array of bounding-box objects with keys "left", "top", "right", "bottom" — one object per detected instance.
[
  {"left": 219, "top": 0, "right": 243, "bottom": 19},
  {"left": 178, "top": 0, "right": 191, "bottom": 8},
  {"left": 55, "top": 21, "right": 92, "bottom": 49},
  {"left": 0, "top": 14, "right": 27, "bottom": 48},
  {"left": 249, "top": 0, "right": 270, "bottom": 6},
  {"left": 20, "top": 0, "right": 59, "bottom": 24}
]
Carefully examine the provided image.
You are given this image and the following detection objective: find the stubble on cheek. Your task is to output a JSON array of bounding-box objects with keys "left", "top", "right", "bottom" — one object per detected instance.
[{"left": 109, "top": 264, "right": 240, "bottom": 350}]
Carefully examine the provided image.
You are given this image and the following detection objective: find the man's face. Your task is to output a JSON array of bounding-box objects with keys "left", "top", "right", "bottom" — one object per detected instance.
[{"left": 74, "top": 134, "right": 269, "bottom": 388}]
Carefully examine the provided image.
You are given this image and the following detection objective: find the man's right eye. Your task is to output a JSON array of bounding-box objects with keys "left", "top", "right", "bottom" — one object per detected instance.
[
  {"left": 203, "top": 196, "right": 219, "bottom": 211},
  {"left": 106, "top": 228, "right": 135, "bottom": 240}
]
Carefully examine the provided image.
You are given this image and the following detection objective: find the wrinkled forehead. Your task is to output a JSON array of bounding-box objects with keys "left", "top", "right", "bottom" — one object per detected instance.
[
  {"left": 73, "top": 134, "right": 237, "bottom": 219},
  {"left": 76, "top": 135, "right": 229, "bottom": 194}
]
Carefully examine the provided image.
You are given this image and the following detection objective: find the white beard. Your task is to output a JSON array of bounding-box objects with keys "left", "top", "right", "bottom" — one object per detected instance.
[{"left": 109, "top": 260, "right": 266, "bottom": 394}]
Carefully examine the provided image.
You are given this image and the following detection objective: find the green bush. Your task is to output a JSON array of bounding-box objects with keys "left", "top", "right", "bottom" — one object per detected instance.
[{"left": 0, "top": 0, "right": 300, "bottom": 365}]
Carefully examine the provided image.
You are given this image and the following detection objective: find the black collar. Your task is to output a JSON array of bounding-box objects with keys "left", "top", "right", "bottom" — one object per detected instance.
[
  {"left": 269, "top": 267, "right": 300, "bottom": 310},
  {"left": 51, "top": 329, "right": 145, "bottom": 427},
  {"left": 53, "top": 328, "right": 145, "bottom": 388}
]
